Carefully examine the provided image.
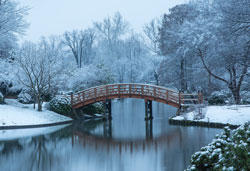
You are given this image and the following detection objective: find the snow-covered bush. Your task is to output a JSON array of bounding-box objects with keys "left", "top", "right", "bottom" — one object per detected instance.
[
  {"left": 17, "top": 91, "right": 32, "bottom": 104},
  {"left": 49, "top": 96, "right": 72, "bottom": 116},
  {"left": 69, "top": 64, "right": 114, "bottom": 92},
  {"left": 186, "top": 122, "right": 250, "bottom": 171},
  {"left": 0, "top": 78, "right": 21, "bottom": 97},
  {"left": 0, "top": 59, "right": 21, "bottom": 97},
  {"left": 0, "top": 92, "right": 4, "bottom": 104},
  {"left": 7, "top": 86, "right": 22, "bottom": 97},
  {"left": 241, "top": 91, "right": 250, "bottom": 104},
  {"left": 208, "top": 91, "right": 231, "bottom": 105},
  {"left": 0, "top": 80, "right": 11, "bottom": 95}
]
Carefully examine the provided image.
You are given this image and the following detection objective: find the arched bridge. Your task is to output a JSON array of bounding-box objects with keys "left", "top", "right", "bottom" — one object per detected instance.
[{"left": 71, "top": 83, "right": 203, "bottom": 109}]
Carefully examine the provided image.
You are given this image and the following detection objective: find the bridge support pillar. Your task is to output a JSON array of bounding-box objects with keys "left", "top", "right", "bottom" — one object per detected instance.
[
  {"left": 145, "top": 100, "right": 153, "bottom": 120},
  {"left": 145, "top": 119, "right": 153, "bottom": 140},
  {"left": 103, "top": 100, "right": 112, "bottom": 120},
  {"left": 103, "top": 120, "right": 112, "bottom": 138}
]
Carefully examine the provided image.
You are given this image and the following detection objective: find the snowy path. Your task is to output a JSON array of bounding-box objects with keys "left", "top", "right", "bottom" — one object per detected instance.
[
  {"left": 173, "top": 105, "right": 250, "bottom": 126},
  {"left": 0, "top": 99, "right": 72, "bottom": 127}
]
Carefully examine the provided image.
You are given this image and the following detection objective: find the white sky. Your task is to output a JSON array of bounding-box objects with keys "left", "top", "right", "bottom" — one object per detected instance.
[{"left": 21, "top": 0, "right": 186, "bottom": 42}]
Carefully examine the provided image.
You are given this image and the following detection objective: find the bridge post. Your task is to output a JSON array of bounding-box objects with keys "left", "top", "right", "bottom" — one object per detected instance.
[
  {"left": 103, "top": 100, "right": 112, "bottom": 120},
  {"left": 198, "top": 91, "right": 203, "bottom": 104},
  {"left": 141, "top": 85, "right": 144, "bottom": 97},
  {"left": 145, "top": 100, "right": 153, "bottom": 120},
  {"left": 107, "top": 100, "right": 112, "bottom": 120},
  {"left": 178, "top": 91, "right": 182, "bottom": 109},
  {"left": 145, "top": 101, "right": 148, "bottom": 120}
]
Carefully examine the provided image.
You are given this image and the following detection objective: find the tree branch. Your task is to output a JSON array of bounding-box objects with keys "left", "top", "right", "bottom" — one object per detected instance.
[{"left": 197, "top": 48, "right": 229, "bottom": 84}]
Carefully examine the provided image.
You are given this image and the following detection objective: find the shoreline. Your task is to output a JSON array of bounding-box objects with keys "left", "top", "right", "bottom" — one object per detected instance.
[
  {"left": 168, "top": 116, "right": 239, "bottom": 129},
  {"left": 0, "top": 99, "right": 73, "bottom": 129},
  {"left": 170, "top": 105, "right": 250, "bottom": 129},
  {"left": 0, "top": 120, "right": 73, "bottom": 130}
]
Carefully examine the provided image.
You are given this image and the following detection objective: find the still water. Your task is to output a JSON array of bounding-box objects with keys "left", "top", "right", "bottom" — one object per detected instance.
[{"left": 0, "top": 99, "right": 222, "bottom": 171}]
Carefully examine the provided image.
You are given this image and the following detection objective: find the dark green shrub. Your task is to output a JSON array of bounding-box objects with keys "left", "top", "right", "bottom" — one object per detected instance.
[
  {"left": 82, "top": 102, "right": 104, "bottom": 115},
  {"left": 208, "top": 90, "right": 233, "bottom": 105},
  {"left": 49, "top": 96, "right": 72, "bottom": 116},
  {"left": 208, "top": 95, "right": 225, "bottom": 105}
]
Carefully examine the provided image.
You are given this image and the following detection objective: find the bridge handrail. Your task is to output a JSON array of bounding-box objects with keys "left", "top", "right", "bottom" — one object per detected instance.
[{"left": 74, "top": 83, "right": 178, "bottom": 95}]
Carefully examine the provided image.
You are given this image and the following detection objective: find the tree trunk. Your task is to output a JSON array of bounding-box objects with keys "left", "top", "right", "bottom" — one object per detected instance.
[
  {"left": 208, "top": 72, "right": 212, "bottom": 95},
  {"left": 229, "top": 85, "right": 241, "bottom": 104},
  {"left": 33, "top": 92, "right": 36, "bottom": 109},
  {"left": 37, "top": 93, "right": 42, "bottom": 111},
  {"left": 37, "top": 99, "right": 42, "bottom": 111},
  {"left": 180, "top": 59, "right": 186, "bottom": 91},
  {"left": 154, "top": 71, "right": 160, "bottom": 85},
  {"left": 197, "top": 48, "right": 246, "bottom": 105}
]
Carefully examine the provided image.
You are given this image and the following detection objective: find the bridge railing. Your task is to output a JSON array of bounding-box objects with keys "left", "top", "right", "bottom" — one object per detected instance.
[
  {"left": 180, "top": 92, "right": 203, "bottom": 105},
  {"left": 71, "top": 83, "right": 202, "bottom": 108}
]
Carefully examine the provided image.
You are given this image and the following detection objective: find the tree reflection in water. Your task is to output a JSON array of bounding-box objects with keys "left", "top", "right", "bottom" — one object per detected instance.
[
  {"left": 0, "top": 140, "right": 23, "bottom": 155},
  {"left": 29, "top": 136, "right": 51, "bottom": 171}
]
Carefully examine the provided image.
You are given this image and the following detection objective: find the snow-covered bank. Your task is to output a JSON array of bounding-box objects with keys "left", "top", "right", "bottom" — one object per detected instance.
[
  {"left": 0, "top": 99, "right": 72, "bottom": 127},
  {"left": 172, "top": 105, "right": 250, "bottom": 126}
]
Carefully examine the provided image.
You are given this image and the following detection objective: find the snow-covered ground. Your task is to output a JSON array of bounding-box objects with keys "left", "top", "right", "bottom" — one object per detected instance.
[
  {"left": 173, "top": 105, "right": 250, "bottom": 126},
  {"left": 0, "top": 99, "right": 72, "bottom": 127}
]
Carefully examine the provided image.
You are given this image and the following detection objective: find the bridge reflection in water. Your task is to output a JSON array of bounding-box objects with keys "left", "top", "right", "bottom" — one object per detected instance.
[{"left": 72, "top": 120, "right": 183, "bottom": 155}]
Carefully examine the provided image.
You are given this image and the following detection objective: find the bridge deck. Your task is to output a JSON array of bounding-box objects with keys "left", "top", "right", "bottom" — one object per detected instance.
[{"left": 71, "top": 83, "right": 203, "bottom": 109}]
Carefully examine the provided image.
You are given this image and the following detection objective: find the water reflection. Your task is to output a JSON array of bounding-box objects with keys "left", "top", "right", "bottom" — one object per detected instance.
[{"left": 0, "top": 99, "right": 222, "bottom": 171}]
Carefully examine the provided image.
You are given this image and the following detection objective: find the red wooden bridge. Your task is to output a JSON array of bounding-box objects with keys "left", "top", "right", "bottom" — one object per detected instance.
[{"left": 71, "top": 83, "right": 202, "bottom": 109}]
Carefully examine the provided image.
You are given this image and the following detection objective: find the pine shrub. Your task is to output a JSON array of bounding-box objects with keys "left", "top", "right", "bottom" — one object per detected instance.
[
  {"left": 81, "top": 102, "right": 104, "bottom": 115},
  {"left": 186, "top": 122, "right": 250, "bottom": 171},
  {"left": 49, "top": 96, "right": 72, "bottom": 116}
]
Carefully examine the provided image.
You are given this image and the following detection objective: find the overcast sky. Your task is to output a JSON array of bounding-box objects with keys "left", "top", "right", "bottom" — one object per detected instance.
[{"left": 21, "top": 0, "right": 186, "bottom": 42}]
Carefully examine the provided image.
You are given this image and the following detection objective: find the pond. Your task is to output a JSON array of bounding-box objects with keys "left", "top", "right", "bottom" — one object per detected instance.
[{"left": 0, "top": 99, "right": 222, "bottom": 171}]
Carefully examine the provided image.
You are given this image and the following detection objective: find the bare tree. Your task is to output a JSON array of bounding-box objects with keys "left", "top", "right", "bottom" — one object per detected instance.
[
  {"left": 0, "top": 0, "right": 28, "bottom": 36},
  {"left": 16, "top": 40, "right": 64, "bottom": 111},
  {"left": 94, "top": 12, "right": 129, "bottom": 59},
  {"left": 0, "top": 0, "right": 29, "bottom": 58},
  {"left": 197, "top": 41, "right": 249, "bottom": 104},
  {"left": 63, "top": 29, "right": 95, "bottom": 68},
  {"left": 216, "top": 0, "right": 250, "bottom": 39},
  {"left": 143, "top": 19, "right": 160, "bottom": 54}
]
